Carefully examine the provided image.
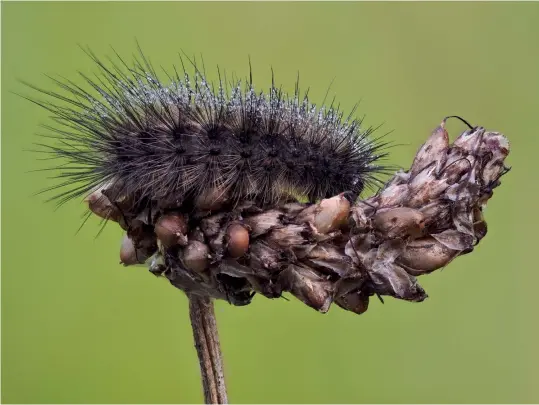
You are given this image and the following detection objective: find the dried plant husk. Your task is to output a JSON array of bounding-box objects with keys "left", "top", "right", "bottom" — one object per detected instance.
[{"left": 100, "top": 119, "right": 510, "bottom": 315}]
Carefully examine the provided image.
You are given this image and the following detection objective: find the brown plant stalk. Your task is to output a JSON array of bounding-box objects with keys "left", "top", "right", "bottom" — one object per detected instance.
[
  {"left": 188, "top": 295, "right": 228, "bottom": 404},
  {"left": 87, "top": 118, "right": 510, "bottom": 403}
]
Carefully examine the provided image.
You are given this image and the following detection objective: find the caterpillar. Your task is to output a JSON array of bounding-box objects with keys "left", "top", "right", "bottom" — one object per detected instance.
[{"left": 25, "top": 46, "right": 390, "bottom": 219}]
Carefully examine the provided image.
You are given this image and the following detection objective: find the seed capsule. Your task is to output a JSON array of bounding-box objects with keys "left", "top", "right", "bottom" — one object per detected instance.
[
  {"left": 314, "top": 194, "right": 351, "bottom": 234},
  {"left": 226, "top": 224, "right": 250, "bottom": 258},
  {"left": 119, "top": 235, "right": 151, "bottom": 266},
  {"left": 372, "top": 207, "right": 425, "bottom": 239},
  {"left": 155, "top": 213, "right": 188, "bottom": 247},
  {"left": 295, "top": 194, "right": 351, "bottom": 235},
  {"left": 181, "top": 240, "right": 210, "bottom": 273},
  {"left": 397, "top": 237, "right": 458, "bottom": 275}
]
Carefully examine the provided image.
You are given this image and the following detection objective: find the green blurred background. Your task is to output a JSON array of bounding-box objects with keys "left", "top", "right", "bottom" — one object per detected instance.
[{"left": 2, "top": 1, "right": 538, "bottom": 403}]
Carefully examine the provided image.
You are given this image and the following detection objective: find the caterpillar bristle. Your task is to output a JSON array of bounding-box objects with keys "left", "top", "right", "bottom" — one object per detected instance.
[{"left": 24, "top": 46, "right": 393, "bottom": 220}]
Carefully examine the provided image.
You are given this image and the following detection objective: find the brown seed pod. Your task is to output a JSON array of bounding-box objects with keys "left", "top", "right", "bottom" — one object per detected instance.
[
  {"left": 372, "top": 207, "right": 425, "bottom": 239},
  {"left": 119, "top": 234, "right": 151, "bottom": 266},
  {"left": 226, "top": 224, "right": 250, "bottom": 258},
  {"left": 181, "top": 240, "right": 210, "bottom": 273},
  {"left": 155, "top": 213, "right": 188, "bottom": 247},
  {"left": 314, "top": 194, "right": 351, "bottom": 234},
  {"left": 397, "top": 237, "right": 458, "bottom": 275}
]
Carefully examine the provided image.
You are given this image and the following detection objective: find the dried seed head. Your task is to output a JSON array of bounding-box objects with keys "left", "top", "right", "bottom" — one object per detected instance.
[
  {"left": 85, "top": 117, "right": 509, "bottom": 317},
  {"left": 155, "top": 213, "right": 188, "bottom": 247},
  {"left": 226, "top": 224, "right": 250, "bottom": 258}
]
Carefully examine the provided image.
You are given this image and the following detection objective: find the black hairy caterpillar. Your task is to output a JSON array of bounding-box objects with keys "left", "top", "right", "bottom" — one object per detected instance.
[{"left": 25, "top": 46, "right": 391, "bottom": 218}]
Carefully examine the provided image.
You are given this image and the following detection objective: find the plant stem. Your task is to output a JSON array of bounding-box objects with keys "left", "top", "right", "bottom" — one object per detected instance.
[{"left": 188, "top": 295, "right": 228, "bottom": 404}]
